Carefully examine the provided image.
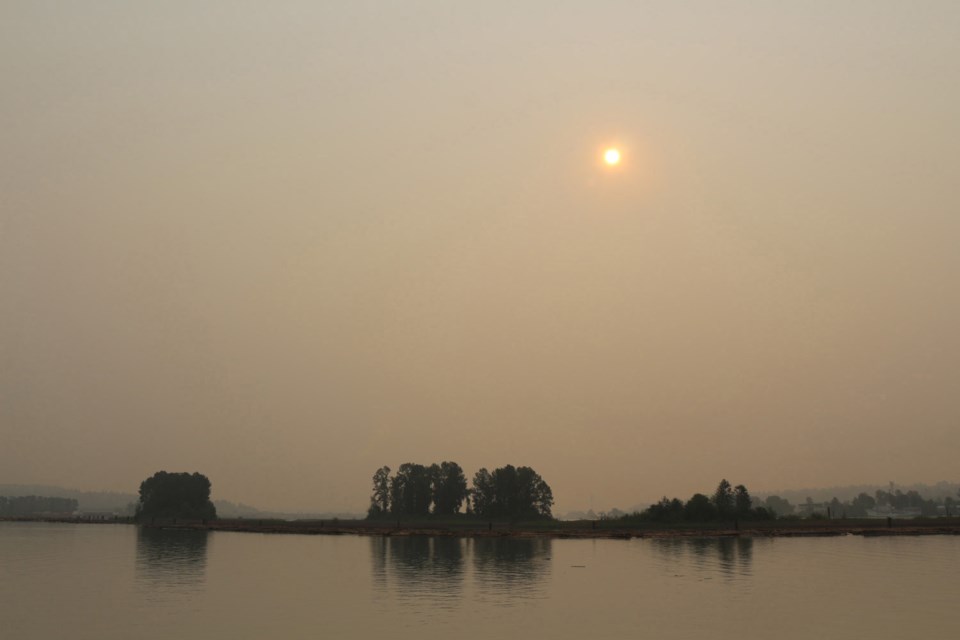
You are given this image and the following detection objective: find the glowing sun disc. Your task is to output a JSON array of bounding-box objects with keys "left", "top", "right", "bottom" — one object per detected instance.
[{"left": 604, "top": 148, "right": 621, "bottom": 165}]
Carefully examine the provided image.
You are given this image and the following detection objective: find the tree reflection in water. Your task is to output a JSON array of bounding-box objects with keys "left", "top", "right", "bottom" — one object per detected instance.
[
  {"left": 470, "top": 537, "right": 552, "bottom": 603},
  {"left": 135, "top": 527, "right": 209, "bottom": 590},
  {"left": 369, "top": 536, "right": 552, "bottom": 607},
  {"left": 369, "top": 536, "right": 465, "bottom": 609},
  {"left": 652, "top": 537, "right": 753, "bottom": 579}
]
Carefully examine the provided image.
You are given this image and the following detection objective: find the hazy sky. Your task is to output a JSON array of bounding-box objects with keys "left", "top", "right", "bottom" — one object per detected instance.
[{"left": 2, "top": 2, "right": 959, "bottom": 513}]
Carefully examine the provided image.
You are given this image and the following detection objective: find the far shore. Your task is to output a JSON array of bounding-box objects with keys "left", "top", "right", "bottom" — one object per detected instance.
[{"left": 5, "top": 515, "right": 960, "bottom": 540}]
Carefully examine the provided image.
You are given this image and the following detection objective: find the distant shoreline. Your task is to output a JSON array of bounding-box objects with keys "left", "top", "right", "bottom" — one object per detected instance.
[
  {"left": 146, "top": 521, "right": 960, "bottom": 539},
  {"left": 5, "top": 516, "right": 960, "bottom": 539}
]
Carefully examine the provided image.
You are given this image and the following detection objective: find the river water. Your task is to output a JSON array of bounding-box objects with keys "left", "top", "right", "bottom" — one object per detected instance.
[{"left": 2, "top": 521, "right": 958, "bottom": 639}]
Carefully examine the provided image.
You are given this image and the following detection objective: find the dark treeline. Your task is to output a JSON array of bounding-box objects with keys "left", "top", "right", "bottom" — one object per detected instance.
[
  {"left": 368, "top": 462, "right": 554, "bottom": 520},
  {"left": 0, "top": 485, "right": 136, "bottom": 512},
  {"left": 0, "top": 495, "right": 78, "bottom": 516},
  {"left": 623, "top": 482, "right": 960, "bottom": 523},
  {"left": 794, "top": 488, "right": 954, "bottom": 519},
  {"left": 872, "top": 488, "right": 945, "bottom": 516},
  {"left": 625, "top": 479, "right": 772, "bottom": 524}
]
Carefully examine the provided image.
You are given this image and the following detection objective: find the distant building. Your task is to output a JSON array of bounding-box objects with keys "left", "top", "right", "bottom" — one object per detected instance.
[{"left": 865, "top": 505, "right": 921, "bottom": 519}]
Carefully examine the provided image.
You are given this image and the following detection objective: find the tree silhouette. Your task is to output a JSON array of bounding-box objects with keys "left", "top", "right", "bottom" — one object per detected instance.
[
  {"left": 136, "top": 471, "right": 216, "bottom": 521},
  {"left": 684, "top": 493, "right": 716, "bottom": 521},
  {"left": 734, "top": 484, "right": 752, "bottom": 517},
  {"left": 390, "top": 463, "right": 433, "bottom": 516},
  {"left": 471, "top": 465, "right": 553, "bottom": 519},
  {"left": 368, "top": 466, "right": 391, "bottom": 517},
  {"left": 431, "top": 461, "right": 468, "bottom": 515},
  {"left": 712, "top": 479, "right": 734, "bottom": 520},
  {"left": 365, "top": 462, "right": 552, "bottom": 519},
  {"left": 471, "top": 468, "right": 494, "bottom": 517}
]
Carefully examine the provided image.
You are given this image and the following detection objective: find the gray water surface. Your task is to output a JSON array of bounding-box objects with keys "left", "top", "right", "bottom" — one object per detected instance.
[{"left": 2, "top": 522, "right": 958, "bottom": 639}]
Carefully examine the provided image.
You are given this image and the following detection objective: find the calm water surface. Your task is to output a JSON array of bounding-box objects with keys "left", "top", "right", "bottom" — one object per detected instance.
[{"left": 2, "top": 522, "right": 958, "bottom": 639}]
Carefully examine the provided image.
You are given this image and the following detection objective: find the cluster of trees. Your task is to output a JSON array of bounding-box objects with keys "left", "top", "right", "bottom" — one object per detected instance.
[
  {"left": 874, "top": 488, "right": 944, "bottom": 516},
  {"left": 369, "top": 461, "right": 469, "bottom": 518},
  {"left": 471, "top": 465, "right": 554, "bottom": 519},
  {"left": 368, "top": 462, "right": 554, "bottom": 519},
  {"left": 135, "top": 471, "right": 217, "bottom": 521},
  {"left": 632, "top": 485, "right": 960, "bottom": 523},
  {"left": 727, "top": 488, "right": 960, "bottom": 520},
  {"left": 630, "top": 480, "right": 772, "bottom": 523},
  {"left": 803, "top": 489, "right": 949, "bottom": 519},
  {"left": 759, "top": 495, "right": 794, "bottom": 517},
  {"left": 0, "top": 495, "right": 78, "bottom": 516}
]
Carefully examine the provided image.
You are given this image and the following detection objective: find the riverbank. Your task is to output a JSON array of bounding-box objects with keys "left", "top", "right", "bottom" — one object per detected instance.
[
  {"left": 6, "top": 516, "right": 960, "bottom": 539},
  {"left": 134, "top": 517, "right": 960, "bottom": 539}
]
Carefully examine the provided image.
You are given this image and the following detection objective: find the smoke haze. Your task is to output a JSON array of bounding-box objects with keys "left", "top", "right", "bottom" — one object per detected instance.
[{"left": 2, "top": 2, "right": 959, "bottom": 511}]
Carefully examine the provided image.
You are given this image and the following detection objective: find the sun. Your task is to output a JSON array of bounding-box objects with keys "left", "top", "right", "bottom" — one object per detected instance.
[{"left": 603, "top": 148, "right": 621, "bottom": 166}]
